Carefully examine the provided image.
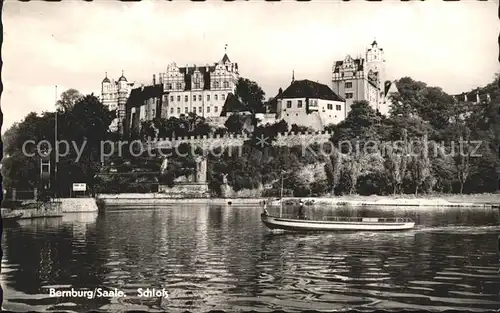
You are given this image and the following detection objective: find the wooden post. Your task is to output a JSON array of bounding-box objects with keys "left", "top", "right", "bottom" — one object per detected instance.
[
  {"left": 12, "top": 188, "right": 16, "bottom": 201},
  {"left": 34, "top": 188, "right": 38, "bottom": 200}
]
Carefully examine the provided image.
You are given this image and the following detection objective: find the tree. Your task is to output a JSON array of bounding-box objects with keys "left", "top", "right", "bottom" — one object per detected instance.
[
  {"left": 56, "top": 88, "right": 83, "bottom": 112},
  {"left": 330, "top": 100, "right": 384, "bottom": 144},
  {"left": 1, "top": 94, "right": 114, "bottom": 197},
  {"left": 224, "top": 113, "right": 248, "bottom": 135},
  {"left": 290, "top": 124, "right": 315, "bottom": 134},
  {"left": 408, "top": 137, "right": 432, "bottom": 195},
  {"left": 324, "top": 148, "right": 342, "bottom": 195},
  {"left": 235, "top": 78, "right": 266, "bottom": 114}
]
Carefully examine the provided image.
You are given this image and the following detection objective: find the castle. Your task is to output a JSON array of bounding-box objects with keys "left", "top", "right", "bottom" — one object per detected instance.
[
  {"left": 101, "top": 40, "right": 396, "bottom": 134},
  {"left": 101, "top": 71, "right": 135, "bottom": 131},
  {"left": 331, "top": 40, "right": 391, "bottom": 115}
]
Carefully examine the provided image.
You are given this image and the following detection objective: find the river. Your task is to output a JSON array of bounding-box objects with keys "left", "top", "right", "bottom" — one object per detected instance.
[{"left": 2, "top": 205, "right": 500, "bottom": 312}]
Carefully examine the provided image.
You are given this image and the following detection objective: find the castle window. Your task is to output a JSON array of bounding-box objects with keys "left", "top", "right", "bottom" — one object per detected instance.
[
  {"left": 286, "top": 100, "right": 292, "bottom": 108},
  {"left": 177, "top": 107, "right": 181, "bottom": 114},
  {"left": 194, "top": 83, "right": 200, "bottom": 89},
  {"left": 223, "top": 81, "right": 229, "bottom": 88},
  {"left": 193, "top": 95, "right": 197, "bottom": 101},
  {"left": 222, "top": 94, "right": 225, "bottom": 100},
  {"left": 177, "top": 95, "right": 181, "bottom": 102},
  {"left": 297, "top": 100, "right": 303, "bottom": 108},
  {"left": 171, "top": 108, "right": 174, "bottom": 114},
  {"left": 345, "top": 82, "right": 353, "bottom": 89},
  {"left": 166, "top": 83, "right": 172, "bottom": 90},
  {"left": 214, "top": 81, "right": 220, "bottom": 89},
  {"left": 345, "top": 93, "right": 353, "bottom": 99},
  {"left": 199, "top": 106, "right": 202, "bottom": 113},
  {"left": 193, "top": 107, "right": 196, "bottom": 112},
  {"left": 207, "top": 95, "right": 210, "bottom": 101},
  {"left": 185, "top": 107, "right": 188, "bottom": 114},
  {"left": 198, "top": 95, "right": 202, "bottom": 101},
  {"left": 327, "top": 103, "right": 333, "bottom": 110},
  {"left": 184, "top": 95, "right": 188, "bottom": 102},
  {"left": 215, "top": 94, "right": 218, "bottom": 101},
  {"left": 152, "top": 109, "right": 155, "bottom": 117},
  {"left": 215, "top": 106, "right": 218, "bottom": 112},
  {"left": 207, "top": 107, "right": 211, "bottom": 113},
  {"left": 336, "top": 104, "right": 341, "bottom": 111},
  {"left": 176, "top": 83, "right": 182, "bottom": 90}
]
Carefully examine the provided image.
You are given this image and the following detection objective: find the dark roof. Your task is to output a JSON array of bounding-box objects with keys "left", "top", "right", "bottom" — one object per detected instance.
[
  {"left": 220, "top": 93, "right": 247, "bottom": 116},
  {"left": 371, "top": 40, "right": 377, "bottom": 46},
  {"left": 102, "top": 77, "right": 110, "bottom": 83},
  {"left": 126, "top": 85, "right": 163, "bottom": 110},
  {"left": 178, "top": 65, "right": 215, "bottom": 91},
  {"left": 277, "top": 79, "right": 344, "bottom": 102},
  {"left": 384, "top": 81, "right": 392, "bottom": 96},
  {"left": 333, "top": 58, "right": 364, "bottom": 73},
  {"left": 221, "top": 53, "right": 231, "bottom": 63},
  {"left": 118, "top": 75, "right": 127, "bottom": 82}
]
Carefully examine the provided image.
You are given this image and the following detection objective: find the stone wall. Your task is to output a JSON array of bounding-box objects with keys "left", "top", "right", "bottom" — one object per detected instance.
[
  {"left": 58, "top": 198, "right": 99, "bottom": 213},
  {"left": 146, "top": 131, "right": 332, "bottom": 150},
  {"left": 158, "top": 183, "right": 210, "bottom": 198},
  {"left": 14, "top": 201, "right": 63, "bottom": 218}
]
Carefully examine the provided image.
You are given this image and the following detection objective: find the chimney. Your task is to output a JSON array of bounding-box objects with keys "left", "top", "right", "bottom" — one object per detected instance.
[{"left": 153, "top": 74, "right": 156, "bottom": 85}]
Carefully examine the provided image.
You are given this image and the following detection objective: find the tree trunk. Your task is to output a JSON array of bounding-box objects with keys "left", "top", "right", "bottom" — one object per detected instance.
[
  {"left": 393, "top": 185, "right": 397, "bottom": 196},
  {"left": 415, "top": 184, "right": 418, "bottom": 196},
  {"left": 459, "top": 182, "right": 464, "bottom": 194}
]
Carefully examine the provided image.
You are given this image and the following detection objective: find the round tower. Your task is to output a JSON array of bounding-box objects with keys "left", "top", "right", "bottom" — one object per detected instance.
[
  {"left": 117, "top": 70, "right": 129, "bottom": 134},
  {"left": 101, "top": 72, "right": 111, "bottom": 99},
  {"left": 365, "top": 39, "right": 385, "bottom": 91}
]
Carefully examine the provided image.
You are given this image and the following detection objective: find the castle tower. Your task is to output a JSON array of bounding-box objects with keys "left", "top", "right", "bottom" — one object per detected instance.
[
  {"left": 365, "top": 39, "right": 386, "bottom": 111},
  {"left": 101, "top": 72, "right": 114, "bottom": 109},
  {"left": 117, "top": 70, "right": 128, "bottom": 134},
  {"left": 365, "top": 39, "right": 385, "bottom": 89}
]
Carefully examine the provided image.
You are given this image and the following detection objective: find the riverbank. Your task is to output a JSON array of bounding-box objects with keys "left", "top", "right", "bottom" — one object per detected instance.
[{"left": 97, "top": 193, "right": 500, "bottom": 208}]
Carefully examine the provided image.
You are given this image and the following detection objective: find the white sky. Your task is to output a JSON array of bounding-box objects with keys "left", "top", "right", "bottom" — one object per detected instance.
[{"left": 2, "top": 0, "right": 499, "bottom": 131}]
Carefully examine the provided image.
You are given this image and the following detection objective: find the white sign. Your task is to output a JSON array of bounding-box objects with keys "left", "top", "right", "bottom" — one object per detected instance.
[{"left": 72, "top": 183, "right": 87, "bottom": 192}]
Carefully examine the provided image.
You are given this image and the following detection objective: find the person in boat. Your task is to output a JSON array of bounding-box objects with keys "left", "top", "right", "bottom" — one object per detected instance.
[
  {"left": 297, "top": 200, "right": 306, "bottom": 219},
  {"left": 262, "top": 200, "right": 269, "bottom": 216}
]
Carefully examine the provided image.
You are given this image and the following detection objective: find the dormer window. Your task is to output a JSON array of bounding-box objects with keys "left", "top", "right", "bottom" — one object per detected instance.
[{"left": 176, "top": 82, "right": 182, "bottom": 90}]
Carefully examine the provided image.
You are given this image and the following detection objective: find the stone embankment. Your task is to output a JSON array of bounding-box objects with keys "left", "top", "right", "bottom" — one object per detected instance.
[
  {"left": 97, "top": 193, "right": 500, "bottom": 209},
  {"left": 58, "top": 198, "right": 99, "bottom": 213},
  {"left": 3, "top": 198, "right": 98, "bottom": 219},
  {"left": 97, "top": 193, "right": 262, "bottom": 209}
]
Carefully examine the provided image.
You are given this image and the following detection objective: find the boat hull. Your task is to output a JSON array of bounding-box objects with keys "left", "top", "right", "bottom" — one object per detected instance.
[{"left": 261, "top": 214, "right": 415, "bottom": 231}]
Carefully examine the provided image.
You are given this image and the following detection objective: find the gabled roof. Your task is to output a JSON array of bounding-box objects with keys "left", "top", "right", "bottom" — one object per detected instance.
[
  {"left": 278, "top": 79, "right": 344, "bottom": 102},
  {"left": 221, "top": 53, "right": 231, "bottom": 63},
  {"left": 220, "top": 93, "right": 247, "bottom": 116},
  {"left": 333, "top": 58, "right": 364, "bottom": 73}
]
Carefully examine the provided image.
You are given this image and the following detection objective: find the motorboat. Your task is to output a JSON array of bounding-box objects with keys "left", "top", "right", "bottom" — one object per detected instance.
[{"left": 261, "top": 213, "right": 415, "bottom": 231}]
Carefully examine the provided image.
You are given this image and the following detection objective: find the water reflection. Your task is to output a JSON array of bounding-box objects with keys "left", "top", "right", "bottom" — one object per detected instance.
[{"left": 2, "top": 205, "right": 500, "bottom": 312}]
